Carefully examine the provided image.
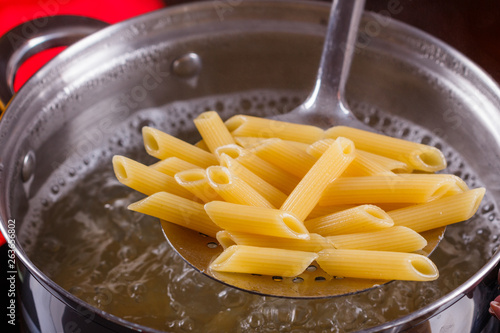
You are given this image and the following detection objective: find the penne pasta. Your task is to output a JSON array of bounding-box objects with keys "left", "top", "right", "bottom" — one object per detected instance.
[
  {"left": 219, "top": 153, "right": 287, "bottom": 207},
  {"left": 318, "top": 174, "right": 468, "bottom": 206},
  {"left": 225, "top": 114, "right": 324, "bottom": 144},
  {"left": 205, "top": 201, "right": 309, "bottom": 239},
  {"left": 232, "top": 136, "right": 268, "bottom": 149},
  {"left": 174, "top": 168, "right": 223, "bottom": 203},
  {"left": 251, "top": 138, "right": 317, "bottom": 178},
  {"left": 325, "top": 126, "right": 446, "bottom": 172},
  {"left": 388, "top": 188, "right": 485, "bottom": 232},
  {"left": 112, "top": 155, "right": 193, "bottom": 199},
  {"left": 194, "top": 111, "right": 236, "bottom": 153},
  {"left": 234, "top": 136, "right": 310, "bottom": 151},
  {"left": 326, "top": 226, "right": 427, "bottom": 252},
  {"left": 142, "top": 126, "right": 218, "bottom": 168},
  {"left": 317, "top": 249, "right": 439, "bottom": 281},
  {"left": 149, "top": 157, "right": 199, "bottom": 176},
  {"left": 281, "top": 137, "right": 356, "bottom": 221},
  {"left": 115, "top": 113, "right": 484, "bottom": 283},
  {"left": 348, "top": 151, "right": 396, "bottom": 177},
  {"left": 357, "top": 150, "right": 412, "bottom": 173},
  {"left": 215, "top": 144, "right": 300, "bottom": 194},
  {"left": 128, "top": 191, "right": 222, "bottom": 237},
  {"left": 216, "top": 230, "right": 333, "bottom": 252},
  {"left": 306, "top": 204, "right": 358, "bottom": 220},
  {"left": 305, "top": 205, "right": 394, "bottom": 236},
  {"left": 210, "top": 245, "right": 318, "bottom": 277},
  {"left": 206, "top": 166, "right": 274, "bottom": 208}
]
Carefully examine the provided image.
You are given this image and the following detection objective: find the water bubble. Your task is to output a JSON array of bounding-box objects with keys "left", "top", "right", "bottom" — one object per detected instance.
[
  {"left": 51, "top": 185, "right": 60, "bottom": 194},
  {"left": 68, "top": 168, "right": 77, "bottom": 177},
  {"left": 481, "top": 203, "right": 495, "bottom": 214}
]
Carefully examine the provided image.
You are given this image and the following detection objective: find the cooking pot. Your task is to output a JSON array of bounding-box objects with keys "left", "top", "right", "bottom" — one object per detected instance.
[{"left": 0, "top": 1, "right": 499, "bottom": 332}]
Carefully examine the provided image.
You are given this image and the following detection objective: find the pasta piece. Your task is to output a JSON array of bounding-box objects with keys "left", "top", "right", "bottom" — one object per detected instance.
[
  {"left": 216, "top": 230, "right": 333, "bottom": 252},
  {"left": 308, "top": 139, "right": 392, "bottom": 177},
  {"left": 194, "top": 140, "right": 210, "bottom": 151},
  {"left": 325, "top": 126, "right": 446, "bottom": 172},
  {"left": 225, "top": 114, "right": 324, "bottom": 144},
  {"left": 112, "top": 155, "right": 193, "bottom": 199},
  {"left": 305, "top": 205, "right": 393, "bottom": 236},
  {"left": 175, "top": 168, "right": 223, "bottom": 203},
  {"left": 317, "top": 249, "right": 439, "bottom": 281},
  {"left": 142, "top": 126, "right": 218, "bottom": 168},
  {"left": 149, "top": 157, "right": 199, "bottom": 176},
  {"left": 205, "top": 201, "right": 308, "bottom": 239},
  {"left": 219, "top": 153, "right": 287, "bottom": 207},
  {"left": 206, "top": 166, "right": 274, "bottom": 208},
  {"left": 388, "top": 188, "right": 485, "bottom": 232},
  {"left": 235, "top": 136, "right": 310, "bottom": 151},
  {"left": 233, "top": 136, "right": 267, "bottom": 149},
  {"left": 210, "top": 245, "right": 318, "bottom": 277},
  {"left": 357, "top": 150, "right": 412, "bottom": 173},
  {"left": 318, "top": 174, "right": 468, "bottom": 206},
  {"left": 306, "top": 204, "right": 358, "bottom": 220},
  {"left": 326, "top": 226, "right": 427, "bottom": 252},
  {"left": 346, "top": 152, "right": 395, "bottom": 177},
  {"left": 281, "top": 137, "right": 356, "bottom": 221},
  {"left": 128, "top": 191, "right": 221, "bottom": 237},
  {"left": 251, "top": 138, "right": 317, "bottom": 178},
  {"left": 194, "top": 111, "right": 236, "bottom": 153},
  {"left": 215, "top": 144, "right": 300, "bottom": 194}
]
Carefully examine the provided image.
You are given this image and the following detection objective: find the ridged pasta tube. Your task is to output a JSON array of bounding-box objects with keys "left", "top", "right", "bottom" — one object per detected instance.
[
  {"left": 326, "top": 226, "right": 427, "bottom": 252},
  {"left": 252, "top": 138, "right": 317, "bottom": 178},
  {"left": 142, "top": 126, "right": 218, "bottom": 168},
  {"left": 317, "top": 249, "right": 439, "bottom": 281},
  {"left": 215, "top": 144, "right": 300, "bottom": 194},
  {"left": 174, "top": 168, "right": 223, "bottom": 203},
  {"left": 193, "top": 111, "right": 235, "bottom": 154},
  {"left": 319, "top": 174, "right": 468, "bottom": 206},
  {"left": 325, "top": 126, "right": 446, "bottom": 172},
  {"left": 281, "top": 137, "right": 356, "bottom": 221},
  {"left": 205, "top": 201, "right": 309, "bottom": 240},
  {"left": 210, "top": 245, "right": 318, "bottom": 277},
  {"left": 219, "top": 154, "right": 287, "bottom": 207},
  {"left": 305, "top": 205, "right": 394, "bottom": 236},
  {"left": 308, "top": 138, "right": 411, "bottom": 173},
  {"left": 206, "top": 166, "right": 274, "bottom": 208},
  {"left": 225, "top": 114, "right": 324, "bottom": 144},
  {"left": 149, "top": 157, "right": 199, "bottom": 176},
  {"left": 128, "top": 192, "right": 221, "bottom": 237},
  {"left": 388, "top": 188, "right": 485, "bottom": 232},
  {"left": 112, "top": 155, "right": 193, "bottom": 199},
  {"left": 216, "top": 230, "right": 332, "bottom": 252}
]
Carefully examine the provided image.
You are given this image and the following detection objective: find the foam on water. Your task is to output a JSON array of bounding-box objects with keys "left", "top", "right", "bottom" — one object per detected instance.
[{"left": 19, "top": 90, "right": 500, "bottom": 332}]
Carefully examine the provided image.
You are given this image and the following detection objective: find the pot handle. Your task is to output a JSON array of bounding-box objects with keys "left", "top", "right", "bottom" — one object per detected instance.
[{"left": 0, "top": 15, "right": 109, "bottom": 114}]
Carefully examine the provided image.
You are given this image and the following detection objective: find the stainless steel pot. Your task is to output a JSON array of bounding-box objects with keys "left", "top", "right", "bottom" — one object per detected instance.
[{"left": 0, "top": 1, "right": 499, "bottom": 332}]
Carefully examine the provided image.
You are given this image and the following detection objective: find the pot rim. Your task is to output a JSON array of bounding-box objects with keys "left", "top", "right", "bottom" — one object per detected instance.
[{"left": 1, "top": 0, "right": 499, "bottom": 331}]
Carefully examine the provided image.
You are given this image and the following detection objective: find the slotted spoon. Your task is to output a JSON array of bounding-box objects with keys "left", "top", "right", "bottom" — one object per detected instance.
[{"left": 161, "top": 0, "right": 445, "bottom": 298}]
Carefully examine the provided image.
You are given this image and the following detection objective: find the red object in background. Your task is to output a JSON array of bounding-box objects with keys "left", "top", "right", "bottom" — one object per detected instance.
[{"left": 0, "top": 0, "right": 166, "bottom": 245}]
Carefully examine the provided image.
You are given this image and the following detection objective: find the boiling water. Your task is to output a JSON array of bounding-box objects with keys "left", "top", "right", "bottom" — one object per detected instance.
[{"left": 20, "top": 90, "right": 500, "bottom": 332}]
